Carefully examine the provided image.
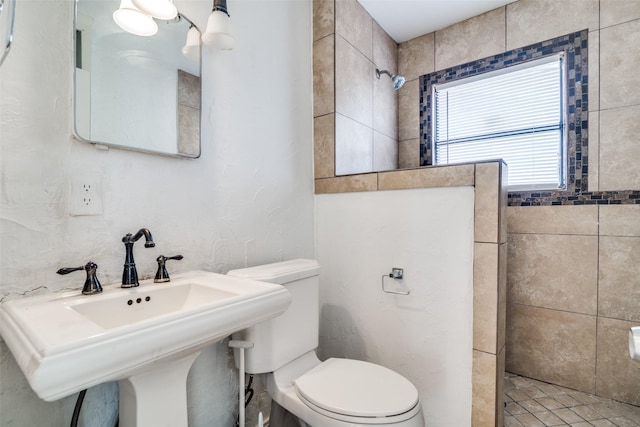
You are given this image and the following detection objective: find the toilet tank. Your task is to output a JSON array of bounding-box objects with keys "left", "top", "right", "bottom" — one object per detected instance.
[{"left": 228, "top": 259, "right": 320, "bottom": 374}]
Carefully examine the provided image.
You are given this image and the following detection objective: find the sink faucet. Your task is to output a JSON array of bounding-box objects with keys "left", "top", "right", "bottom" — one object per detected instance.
[{"left": 122, "top": 228, "right": 155, "bottom": 287}]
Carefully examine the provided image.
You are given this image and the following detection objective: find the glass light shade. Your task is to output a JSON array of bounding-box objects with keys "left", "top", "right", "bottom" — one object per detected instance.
[
  {"left": 131, "top": 0, "right": 177, "bottom": 20},
  {"left": 202, "top": 10, "right": 235, "bottom": 50},
  {"left": 182, "top": 26, "right": 201, "bottom": 61},
  {"left": 113, "top": 0, "right": 158, "bottom": 36}
]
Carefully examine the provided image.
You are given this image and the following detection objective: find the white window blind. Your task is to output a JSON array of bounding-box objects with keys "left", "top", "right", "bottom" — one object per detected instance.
[{"left": 433, "top": 54, "right": 566, "bottom": 190}]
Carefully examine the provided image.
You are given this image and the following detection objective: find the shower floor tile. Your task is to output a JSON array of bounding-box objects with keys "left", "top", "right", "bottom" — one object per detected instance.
[{"left": 504, "top": 373, "right": 640, "bottom": 427}]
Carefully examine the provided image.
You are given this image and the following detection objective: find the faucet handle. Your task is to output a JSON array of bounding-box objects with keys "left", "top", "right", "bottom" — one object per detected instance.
[
  {"left": 154, "top": 255, "right": 183, "bottom": 283},
  {"left": 57, "top": 262, "right": 103, "bottom": 295}
]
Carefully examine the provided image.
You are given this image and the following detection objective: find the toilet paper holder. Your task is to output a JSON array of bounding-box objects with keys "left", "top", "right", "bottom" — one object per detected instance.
[{"left": 382, "top": 268, "right": 410, "bottom": 295}]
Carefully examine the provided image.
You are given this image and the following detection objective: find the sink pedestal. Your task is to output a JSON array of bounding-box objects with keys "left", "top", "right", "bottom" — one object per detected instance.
[{"left": 118, "top": 352, "right": 200, "bottom": 427}]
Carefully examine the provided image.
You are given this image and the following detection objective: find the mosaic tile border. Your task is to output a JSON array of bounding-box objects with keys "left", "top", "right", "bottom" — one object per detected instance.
[{"left": 418, "top": 30, "right": 640, "bottom": 206}]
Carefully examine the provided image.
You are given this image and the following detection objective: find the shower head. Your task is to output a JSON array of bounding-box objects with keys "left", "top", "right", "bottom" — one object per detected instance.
[{"left": 376, "top": 68, "right": 405, "bottom": 90}]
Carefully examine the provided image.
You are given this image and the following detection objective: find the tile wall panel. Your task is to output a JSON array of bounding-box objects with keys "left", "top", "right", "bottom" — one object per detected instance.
[
  {"left": 506, "top": 304, "right": 597, "bottom": 393},
  {"left": 600, "top": 0, "right": 640, "bottom": 27},
  {"left": 599, "top": 105, "right": 640, "bottom": 191},
  {"left": 313, "top": 0, "right": 334, "bottom": 41},
  {"left": 598, "top": 236, "right": 640, "bottom": 322},
  {"left": 314, "top": 114, "right": 335, "bottom": 179},
  {"left": 313, "top": 35, "right": 335, "bottom": 118},
  {"left": 505, "top": 0, "right": 599, "bottom": 50},
  {"left": 335, "top": 0, "right": 372, "bottom": 59},
  {"left": 599, "top": 19, "right": 640, "bottom": 109},
  {"left": 599, "top": 204, "right": 640, "bottom": 237},
  {"left": 335, "top": 113, "right": 373, "bottom": 175},
  {"left": 507, "top": 205, "right": 598, "bottom": 235},
  {"left": 595, "top": 317, "right": 640, "bottom": 406},
  {"left": 507, "top": 234, "right": 598, "bottom": 315},
  {"left": 335, "top": 36, "right": 373, "bottom": 127},
  {"left": 435, "top": 8, "right": 506, "bottom": 71}
]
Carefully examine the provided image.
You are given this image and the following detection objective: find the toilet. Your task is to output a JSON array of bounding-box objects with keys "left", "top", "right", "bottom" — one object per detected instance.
[{"left": 228, "top": 259, "right": 425, "bottom": 427}]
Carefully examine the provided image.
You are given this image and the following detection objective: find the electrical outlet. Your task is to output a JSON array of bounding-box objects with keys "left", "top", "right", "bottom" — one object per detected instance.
[{"left": 69, "top": 177, "right": 103, "bottom": 216}]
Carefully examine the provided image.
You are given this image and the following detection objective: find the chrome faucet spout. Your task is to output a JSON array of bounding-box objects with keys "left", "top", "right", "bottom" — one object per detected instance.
[{"left": 122, "top": 228, "right": 155, "bottom": 287}]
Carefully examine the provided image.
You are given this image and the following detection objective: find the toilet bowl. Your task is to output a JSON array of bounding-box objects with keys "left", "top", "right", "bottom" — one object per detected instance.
[{"left": 228, "top": 260, "right": 424, "bottom": 427}]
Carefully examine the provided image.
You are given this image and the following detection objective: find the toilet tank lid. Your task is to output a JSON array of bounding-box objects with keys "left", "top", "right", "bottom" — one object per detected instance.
[{"left": 227, "top": 259, "right": 320, "bottom": 285}]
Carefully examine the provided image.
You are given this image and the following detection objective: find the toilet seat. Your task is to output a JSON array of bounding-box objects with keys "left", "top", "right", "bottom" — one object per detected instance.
[{"left": 293, "top": 358, "right": 420, "bottom": 423}]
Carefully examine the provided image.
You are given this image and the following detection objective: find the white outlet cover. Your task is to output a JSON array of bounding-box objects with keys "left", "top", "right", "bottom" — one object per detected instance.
[{"left": 69, "top": 177, "right": 103, "bottom": 216}]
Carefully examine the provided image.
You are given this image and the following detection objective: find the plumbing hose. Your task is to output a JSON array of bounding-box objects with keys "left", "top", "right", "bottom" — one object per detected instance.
[{"left": 70, "top": 389, "right": 87, "bottom": 427}]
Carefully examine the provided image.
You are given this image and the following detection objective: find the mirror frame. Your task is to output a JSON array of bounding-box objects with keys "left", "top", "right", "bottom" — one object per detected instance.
[
  {"left": 72, "top": 0, "right": 202, "bottom": 159},
  {"left": 0, "top": 0, "right": 16, "bottom": 66}
]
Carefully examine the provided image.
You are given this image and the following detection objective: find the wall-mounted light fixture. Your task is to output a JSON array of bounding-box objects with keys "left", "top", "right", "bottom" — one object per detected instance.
[
  {"left": 113, "top": 0, "right": 235, "bottom": 52},
  {"left": 113, "top": 0, "right": 158, "bottom": 36},
  {"left": 131, "top": 0, "right": 178, "bottom": 21},
  {"left": 202, "top": 0, "right": 235, "bottom": 50},
  {"left": 182, "top": 25, "right": 201, "bottom": 61}
]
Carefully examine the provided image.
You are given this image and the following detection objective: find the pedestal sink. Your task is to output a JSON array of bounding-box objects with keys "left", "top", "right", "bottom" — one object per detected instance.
[{"left": 0, "top": 270, "right": 291, "bottom": 427}]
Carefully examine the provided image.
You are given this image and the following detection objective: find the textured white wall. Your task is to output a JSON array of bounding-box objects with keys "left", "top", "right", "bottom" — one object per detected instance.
[
  {"left": 0, "top": 0, "right": 314, "bottom": 425},
  {"left": 315, "top": 187, "right": 474, "bottom": 426}
]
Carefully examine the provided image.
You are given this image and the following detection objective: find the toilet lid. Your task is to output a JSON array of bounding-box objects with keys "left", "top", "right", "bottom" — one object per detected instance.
[{"left": 293, "top": 358, "right": 419, "bottom": 418}]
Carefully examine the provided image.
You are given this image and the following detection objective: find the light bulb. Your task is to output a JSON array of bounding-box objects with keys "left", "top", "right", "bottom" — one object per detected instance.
[
  {"left": 202, "top": 10, "right": 235, "bottom": 50},
  {"left": 182, "top": 26, "right": 201, "bottom": 61},
  {"left": 113, "top": 0, "right": 157, "bottom": 37},
  {"left": 131, "top": 0, "right": 177, "bottom": 20}
]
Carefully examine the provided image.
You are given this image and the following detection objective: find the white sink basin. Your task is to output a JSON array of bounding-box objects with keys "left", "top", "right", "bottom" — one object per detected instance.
[{"left": 0, "top": 270, "right": 290, "bottom": 406}]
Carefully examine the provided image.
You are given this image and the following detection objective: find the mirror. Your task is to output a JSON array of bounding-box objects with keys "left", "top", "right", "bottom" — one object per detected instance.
[
  {"left": 0, "top": 0, "right": 16, "bottom": 66},
  {"left": 74, "top": 0, "right": 201, "bottom": 158}
]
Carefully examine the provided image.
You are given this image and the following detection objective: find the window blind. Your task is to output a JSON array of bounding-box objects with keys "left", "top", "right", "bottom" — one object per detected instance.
[{"left": 433, "top": 54, "right": 566, "bottom": 190}]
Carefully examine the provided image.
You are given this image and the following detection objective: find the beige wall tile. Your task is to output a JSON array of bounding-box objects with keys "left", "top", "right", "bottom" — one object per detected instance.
[
  {"left": 335, "top": 0, "right": 372, "bottom": 60},
  {"left": 335, "top": 36, "right": 373, "bottom": 127},
  {"left": 398, "top": 33, "right": 435, "bottom": 82},
  {"left": 373, "top": 79, "right": 398, "bottom": 140},
  {"left": 372, "top": 22, "right": 398, "bottom": 139},
  {"left": 373, "top": 47, "right": 398, "bottom": 140},
  {"left": 598, "top": 236, "right": 640, "bottom": 322},
  {"left": 398, "top": 138, "right": 420, "bottom": 169},
  {"left": 595, "top": 317, "right": 640, "bottom": 406},
  {"left": 599, "top": 104, "right": 640, "bottom": 191},
  {"left": 313, "top": 0, "right": 334, "bottom": 41},
  {"left": 372, "top": 20, "right": 397, "bottom": 74},
  {"left": 373, "top": 131, "right": 397, "bottom": 172},
  {"left": 472, "top": 350, "right": 497, "bottom": 427},
  {"left": 600, "top": 0, "right": 640, "bottom": 28},
  {"left": 507, "top": 205, "right": 598, "bottom": 235},
  {"left": 177, "top": 105, "right": 199, "bottom": 157},
  {"left": 335, "top": 113, "right": 373, "bottom": 175},
  {"left": 475, "top": 162, "right": 501, "bottom": 244},
  {"left": 398, "top": 78, "right": 419, "bottom": 141},
  {"left": 474, "top": 243, "right": 499, "bottom": 354},
  {"left": 313, "top": 35, "right": 335, "bottom": 118},
  {"left": 314, "top": 174, "right": 377, "bottom": 194},
  {"left": 435, "top": 8, "right": 505, "bottom": 71},
  {"left": 506, "top": 0, "right": 599, "bottom": 50},
  {"left": 496, "top": 346, "right": 505, "bottom": 427},
  {"left": 588, "top": 31, "right": 599, "bottom": 113},
  {"left": 600, "top": 19, "right": 640, "bottom": 110},
  {"left": 498, "top": 242, "right": 507, "bottom": 353},
  {"left": 600, "top": 205, "right": 640, "bottom": 237},
  {"left": 507, "top": 234, "right": 598, "bottom": 315},
  {"left": 588, "top": 111, "right": 599, "bottom": 192},
  {"left": 314, "top": 114, "right": 335, "bottom": 179},
  {"left": 378, "top": 164, "right": 475, "bottom": 190},
  {"left": 177, "top": 70, "right": 200, "bottom": 109},
  {"left": 506, "top": 304, "right": 597, "bottom": 393}
]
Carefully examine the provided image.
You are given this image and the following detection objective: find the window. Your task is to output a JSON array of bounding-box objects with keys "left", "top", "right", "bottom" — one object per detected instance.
[{"left": 432, "top": 54, "right": 566, "bottom": 191}]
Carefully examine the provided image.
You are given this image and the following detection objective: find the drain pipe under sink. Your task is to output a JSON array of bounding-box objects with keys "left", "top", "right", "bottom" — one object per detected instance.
[{"left": 229, "top": 340, "right": 254, "bottom": 426}]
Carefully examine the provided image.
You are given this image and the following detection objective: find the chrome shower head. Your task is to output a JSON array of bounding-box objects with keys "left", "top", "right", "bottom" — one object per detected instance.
[{"left": 376, "top": 68, "right": 405, "bottom": 90}]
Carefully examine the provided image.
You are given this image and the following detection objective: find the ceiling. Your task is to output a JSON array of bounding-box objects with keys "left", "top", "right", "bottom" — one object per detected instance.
[{"left": 357, "top": 0, "right": 517, "bottom": 43}]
